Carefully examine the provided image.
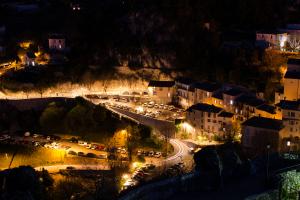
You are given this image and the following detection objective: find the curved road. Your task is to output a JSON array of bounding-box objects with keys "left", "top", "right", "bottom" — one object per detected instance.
[{"left": 108, "top": 106, "right": 193, "bottom": 168}]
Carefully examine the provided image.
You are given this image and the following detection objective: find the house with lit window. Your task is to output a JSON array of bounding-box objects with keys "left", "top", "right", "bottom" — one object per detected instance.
[
  {"left": 276, "top": 100, "right": 300, "bottom": 136},
  {"left": 175, "top": 78, "right": 196, "bottom": 108},
  {"left": 185, "top": 103, "right": 235, "bottom": 140},
  {"left": 256, "top": 30, "right": 287, "bottom": 49},
  {"left": 148, "top": 80, "right": 175, "bottom": 104},
  {"left": 255, "top": 104, "right": 282, "bottom": 120},
  {"left": 283, "top": 59, "right": 300, "bottom": 101},
  {"left": 235, "top": 95, "right": 265, "bottom": 121},
  {"left": 222, "top": 88, "right": 244, "bottom": 112},
  {"left": 211, "top": 92, "right": 224, "bottom": 108},
  {"left": 241, "top": 116, "right": 287, "bottom": 154},
  {"left": 49, "top": 34, "right": 66, "bottom": 51},
  {"left": 194, "top": 82, "right": 222, "bottom": 105}
]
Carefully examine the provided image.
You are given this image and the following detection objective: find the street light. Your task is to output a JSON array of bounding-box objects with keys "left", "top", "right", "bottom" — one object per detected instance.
[{"left": 287, "top": 140, "right": 291, "bottom": 156}]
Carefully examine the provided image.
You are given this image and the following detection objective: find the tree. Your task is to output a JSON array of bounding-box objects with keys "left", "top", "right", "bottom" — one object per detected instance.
[
  {"left": 65, "top": 103, "right": 95, "bottom": 134},
  {"left": 39, "top": 102, "right": 66, "bottom": 133}
]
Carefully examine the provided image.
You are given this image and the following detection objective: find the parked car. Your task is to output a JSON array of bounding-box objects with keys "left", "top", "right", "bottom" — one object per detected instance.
[
  {"left": 68, "top": 150, "right": 77, "bottom": 155},
  {"left": 86, "top": 153, "right": 97, "bottom": 158},
  {"left": 98, "top": 154, "right": 107, "bottom": 159},
  {"left": 154, "top": 152, "right": 162, "bottom": 158},
  {"left": 77, "top": 152, "right": 85, "bottom": 156},
  {"left": 70, "top": 137, "right": 78, "bottom": 143},
  {"left": 66, "top": 166, "right": 76, "bottom": 170}
]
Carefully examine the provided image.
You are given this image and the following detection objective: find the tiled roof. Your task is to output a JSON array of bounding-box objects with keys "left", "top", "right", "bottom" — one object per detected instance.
[
  {"left": 187, "top": 103, "right": 223, "bottom": 113},
  {"left": 223, "top": 88, "right": 243, "bottom": 96},
  {"left": 256, "top": 104, "right": 276, "bottom": 114},
  {"left": 287, "top": 58, "right": 300, "bottom": 65},
  {"left": 194, "top": 81, "right": 221, "bottom": 92},
  {"left": 284, "top": 71, "right": 300, "bottom": 79},
  {"left": 276, "top": 100, "right": 300, "bottom": 111},
  {"left": 212, "top": 91, "right": 223, "bottom": 100},
  {"left": 49, "top": 34, "right": 65, "bottom": 39},
  {"left": 218, "top": 111, "right": 234, "bottom": 118},
  {"left": 242, "top": 116, "right": 284, "bottom": 131},
  {"left": 175, "top": 77, "right": 195, "bottom": 85},
  {"left": 236, "top": 95, "right": 265, "bottom": 107},
  {"left": 148, "top": 80, "right": 175, "bottom": 88}
]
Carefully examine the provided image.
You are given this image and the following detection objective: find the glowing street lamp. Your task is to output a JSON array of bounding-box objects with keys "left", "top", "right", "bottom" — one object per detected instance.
[{"left": 122, "top": 174, "right": 129, "bottom": 180}]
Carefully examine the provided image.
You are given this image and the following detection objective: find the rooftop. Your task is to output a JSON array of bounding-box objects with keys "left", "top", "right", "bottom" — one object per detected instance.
[
  {"left": 175, "top": 77, "right": 195, "bottom": 86},
  {"left": 187, "top": 103, "right": 223, "bottom": 113},
  {"left": 276, "top": 100, "right": 300, "bottom": 111},
  {"left": 218, "top": 111, "right": 234, "bottom": 118},
  {"left": 242, "top": 116, "right": 284, "bottom": 131},
  {"left": 148, "top": 80, "right": 175, "bottom": 88},
  {"left": 212, "top": 91, "right": 223, "bottom": 100},
  {"left": 194, "top": 81, "right": 221, "bottom": 92},
  {"left": 223, "top": 88, "right": 243, "bottom": 96},
  {"left": 256, "top": 104, "right": 276, "bottom": 114},
  {"left": 236, "top": 95, "right": 265, "bottom": 107},
  {"left": 256, "top": 30, "right": 286, "bottom": 35},
  {"left": 284, "top": 71, "right": 300, "bottom": 79},
  {"left": 49, "top": 34, "right": 65, "bottom": 40},
  {"left": 287, "top": 58, "right": 300, "bottom": 65}
]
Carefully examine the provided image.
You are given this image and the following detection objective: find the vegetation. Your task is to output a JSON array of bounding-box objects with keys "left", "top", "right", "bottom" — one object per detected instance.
[{"left": 0, "top": 0, "right": 295, "bottom": 101}]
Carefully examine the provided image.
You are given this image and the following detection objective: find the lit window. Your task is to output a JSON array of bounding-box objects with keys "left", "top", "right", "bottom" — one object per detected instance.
[
  {"left": 32, "top": 61, "right": 35, "bottom": 66},
  {"left": 230, "top": 100, "right": 233, "bottom": 105},
  {"left": 59, "top": 44, "right": 62, "bottom": 49}
]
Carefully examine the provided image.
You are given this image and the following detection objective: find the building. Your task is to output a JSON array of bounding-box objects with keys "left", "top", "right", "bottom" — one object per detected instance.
[
  {"left": 283, "top": 59, "right": 300, "bottom": 100},
  {"left": 242, "top": 116, "right": 287, "bottom": 154},
  {"left": 235, "top": 95, "right": 265, "bottom": 121},
  {"left": 175, "top": 78, "right": 196, "bottom": 108},
  {"left": 223, "top": 88, "right": 244, "bottom": 112},
  {"left": 212, "top": 92, "right": 224, "bottom": 108},
  {"left": 185, "top": 103, "right": 234, "bottom": 140},
  {"left": 24, "top": 52, "right": 36, "bottom": 66},
  {"left": 148, "top": 80, "right": 175, "bottom": 104},
  {"left": 49, "top": 34, "right": 66, "bottom": 51},
  {"left": 256, "top": 104, "right": 281, "bottom": 120},
  {"left": 194, "top": 82, "right": 222, "bottom": 105},
  {"left": 256, "top": 31, "right": 287, "bottom": 49},
  {"left": 276, "top": 100, "right": 300, "bottom": 136}
]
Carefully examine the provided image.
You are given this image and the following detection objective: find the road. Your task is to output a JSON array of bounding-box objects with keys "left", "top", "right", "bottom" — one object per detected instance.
[
  {"left": 0, "top": 93, "right": 192, "bottom": 171},
  {"left": 107, "top": 106, "right": 193, "bottom": 168}
]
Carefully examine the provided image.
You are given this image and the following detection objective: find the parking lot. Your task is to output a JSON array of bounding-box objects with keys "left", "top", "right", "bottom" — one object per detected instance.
[{"left": 85, "top": 94, "right": 185, "bottom": 121}]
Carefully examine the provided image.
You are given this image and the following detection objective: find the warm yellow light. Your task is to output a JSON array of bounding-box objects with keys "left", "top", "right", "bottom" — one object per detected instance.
[
  {"left": 181, "top": 122, "right": 195, "bottom": 133},
  {"left": 136, "top": 106, "right": 144, "bottom": 113},
  {"left": 19, "top": 41, "right": 33, "bottom": 49},
  {"left": 34, "top": 51, "right": 41, "bottom": 57},
  {"left": 122, "top": 174, "right": 129, "bottom": 179},
  {"left": 132, "top": 162, "right": 141, "bottom": 169}
]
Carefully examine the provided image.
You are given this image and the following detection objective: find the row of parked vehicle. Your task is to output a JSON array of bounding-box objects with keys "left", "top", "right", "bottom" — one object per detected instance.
[
  {"left": 163, "top": 162, "right": 185, "bottom": 177},
  {"left": 123, "top": 164, "right": 156, "bottom": 189},
  {"left": 137, "top": 150, "right": 163, "bottom": 158},
  {"left": 70, "top": 138, "right": 107, "bottom": 151},
  {"left": 68, "top": 150, "right": 107, "bottom": 159}
]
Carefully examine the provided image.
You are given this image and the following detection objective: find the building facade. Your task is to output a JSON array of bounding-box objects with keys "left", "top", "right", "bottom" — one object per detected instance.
[
  {"left": 49, "top": 35, "right": 66, "bottom": 50},
  {"left": 148, "top": 80, "right": 175, "bottom": 104}
]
